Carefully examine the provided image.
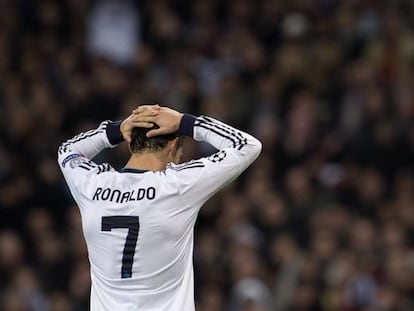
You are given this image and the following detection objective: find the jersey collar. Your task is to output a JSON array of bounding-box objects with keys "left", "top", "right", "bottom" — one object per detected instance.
[{"left": 119, "top": 167, "right": 149, "bottom": 174}]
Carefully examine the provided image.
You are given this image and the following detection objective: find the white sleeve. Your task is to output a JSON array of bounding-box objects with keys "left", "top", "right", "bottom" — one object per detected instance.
[
  {"left": 57, "top": 120, "right": 122, "bottom": 196},
  {"left": 172, "top": 115, "right": 262, "bottom": 206}
]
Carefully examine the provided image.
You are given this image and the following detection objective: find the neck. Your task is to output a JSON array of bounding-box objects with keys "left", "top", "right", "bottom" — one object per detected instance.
[{"left": 124, "top": 152, "right": 168, "bottom": 172}]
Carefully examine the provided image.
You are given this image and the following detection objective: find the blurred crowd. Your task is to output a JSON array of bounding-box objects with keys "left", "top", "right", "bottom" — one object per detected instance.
[{"left": 1, "top": 0, "right": 414, "bottom": 310}]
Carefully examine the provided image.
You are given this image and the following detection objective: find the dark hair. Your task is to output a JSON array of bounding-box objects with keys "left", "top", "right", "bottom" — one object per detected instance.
[{"left": 129, "top": 125, "right": 184, "bottom": 153}]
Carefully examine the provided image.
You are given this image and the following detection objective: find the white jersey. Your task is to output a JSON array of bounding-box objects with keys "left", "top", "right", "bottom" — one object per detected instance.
[{"left": 58, "top": 115, "right": 261, "bottom": 311}]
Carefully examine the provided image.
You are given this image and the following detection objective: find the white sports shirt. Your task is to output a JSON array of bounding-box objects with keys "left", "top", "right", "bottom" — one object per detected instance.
[{"left": 58, "top": 114, "right": 262, "bottom": 311}]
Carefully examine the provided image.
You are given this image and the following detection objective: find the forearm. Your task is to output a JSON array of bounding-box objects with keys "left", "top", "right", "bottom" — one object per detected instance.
[
  {"left": 192, "top": 116, "right": 262, "bottom": 162},
  {"left": 121, "top": 106, "right": 262, "bottom": 165},
  {"left": 58, "top": 121, "right": 124, "bottom": 160},
  {"left": 177, "top": 113, "right": 262, "bottom": 172}
]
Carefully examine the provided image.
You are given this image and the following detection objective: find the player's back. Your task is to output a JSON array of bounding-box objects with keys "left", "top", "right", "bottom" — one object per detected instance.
[
  {"left": 58, "top": 112, "right": 262, "bottom": 311},
  {"left": 78, "top": 167, "right": 199, "bottom": 311}
]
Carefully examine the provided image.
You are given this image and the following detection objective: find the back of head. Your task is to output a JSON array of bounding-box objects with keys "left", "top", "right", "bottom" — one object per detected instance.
[{"left": 129, "top": 125, "right": 178, "bottom": 153}]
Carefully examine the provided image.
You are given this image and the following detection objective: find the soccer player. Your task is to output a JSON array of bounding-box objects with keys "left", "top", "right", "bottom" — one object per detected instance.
[{"left": 58, "top": 105, "right": 262, "bottom": 311}]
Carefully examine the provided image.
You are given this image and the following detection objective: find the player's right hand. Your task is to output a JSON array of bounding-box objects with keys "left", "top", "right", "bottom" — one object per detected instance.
[
  {"left": 132, "top": 105, "right": 183, "bottom": 138},
  {"left": 120, "top": 109, "right": 157, "bottom": 143}
]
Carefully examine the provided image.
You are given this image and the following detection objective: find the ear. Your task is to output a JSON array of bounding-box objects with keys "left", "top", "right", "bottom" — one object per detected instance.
[{"left": 167, "top": 138, "right": 179, "bottom": 156}]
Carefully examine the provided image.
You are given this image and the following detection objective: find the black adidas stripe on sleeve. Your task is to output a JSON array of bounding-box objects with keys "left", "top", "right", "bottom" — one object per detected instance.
[
  {"left": 194, "top": 117, "right": 248, "bottom": 150},
  {"left": 59, "top": 121, "right": 109, "bottom": 154}
]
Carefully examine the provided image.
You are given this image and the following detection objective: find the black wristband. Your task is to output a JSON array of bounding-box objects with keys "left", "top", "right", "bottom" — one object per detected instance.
[
  {"left": 178, "top": 114, "right": 196, "bottom": 137},
  {"left": 106, "top": 121, "right": 124, "bottom": 145}
]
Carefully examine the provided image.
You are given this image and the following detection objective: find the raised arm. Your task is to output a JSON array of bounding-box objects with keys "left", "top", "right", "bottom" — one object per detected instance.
[
  {"left": 57, "top": 110, "right": 155, "bottom": 192},
  {"left": 133, "top": 105, "right": 262, "bottom": 205},
  {"left": 133, "top": 105, "right": 262, "bottom": 166},
  {"left": 58, "top": 121, "right": 123, "bottom": 161}
]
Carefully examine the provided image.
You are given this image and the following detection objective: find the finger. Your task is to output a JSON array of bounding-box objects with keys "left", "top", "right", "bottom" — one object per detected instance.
[
  {"left": 123, "top": 121, "right": 154, "bottom": 142},
  {"left": 130, "top": 121, "right": 154, "bottom": 128},
  {"left": 132, "top": 110, "right": 158, "bottom": 118},
  {"left": 132, "top": 109, "right": 159, "bottom": 116},
  {"left": 131, "top": 115, "right": 158, "bottom": 123},
  {"left": 122, "top": 131, "right": 132, "bottom": 143},
  {"left": 146, "top": 128, "right": 172, "bottom": 137},
  {"left": 133, "top": 105, "right": 161, "bottom": 114},
  {"left": 133, "top": 105, "right": 155, "bottom": 111}
]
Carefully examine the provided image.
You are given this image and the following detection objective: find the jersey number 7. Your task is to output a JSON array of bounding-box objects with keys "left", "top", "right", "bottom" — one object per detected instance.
[{"left": 101, "top": 216, "right": 140, "bottom": 278}]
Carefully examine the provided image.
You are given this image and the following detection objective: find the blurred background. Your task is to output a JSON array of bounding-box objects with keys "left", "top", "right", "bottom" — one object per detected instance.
[{"left": 1, "top": 0, "right": 414, "bottom": 310}]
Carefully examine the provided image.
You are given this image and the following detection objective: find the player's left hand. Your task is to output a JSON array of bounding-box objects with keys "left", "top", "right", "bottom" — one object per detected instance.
[
  {"left": 132, "top": 105, "right": 183, "bottom": 138},
  {"left": 120, "top": 109, "right": 158, "bottom": 143}
]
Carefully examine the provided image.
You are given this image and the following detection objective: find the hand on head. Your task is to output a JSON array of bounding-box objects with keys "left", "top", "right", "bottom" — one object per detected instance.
[
  {"left": 121, "top": 104, "right": 183, "bottom": 142},
  {"left": 120, "top": 106, "right": 157, "bottom": 143},
  {"left": 131, "top": 105, "right": 183, "bottom": 138}
]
